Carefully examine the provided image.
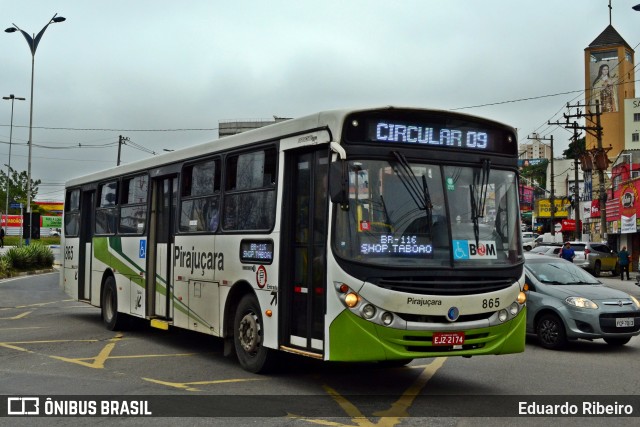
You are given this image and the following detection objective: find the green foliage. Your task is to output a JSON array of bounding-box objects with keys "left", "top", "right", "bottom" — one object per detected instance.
[
  {"left": 0, "top": 257, "right": 11, "bottom": 278},
  {"left": 521, "top": 160, "right": 548, "bottom": 191},
  {"left": 0, "top": 243, "right": 54, "bottom": 277},
  {"left": 4, "top": 236, "right": 60, "bottom": 246},
  {"left": 0, "top": 167, "right": 42, "bottom": 215},
  {"left": 563, "top": 136, "right": 586, "bottom": 159}
]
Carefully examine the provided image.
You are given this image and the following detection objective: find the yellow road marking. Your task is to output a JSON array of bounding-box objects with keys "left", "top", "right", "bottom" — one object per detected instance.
[
  {"left": 2, "top": 299, "right": 75, "bottom": 309},
  {"left": 51, "top": 341, "right": 118, "bottom": 369},
  {"left": 142, "top": 377, "right": 265, "bottom": 392},
  {"left": 106, "top": 353, "right": 197, "bottom": 360},
  {"left": 0, "top": 310, "right": 33, "bottom": 320},
  {"left": 290, "top": 357, "right": 448, "bottom": 427},
  {"left": 1, "top": 339, "right": 98, "bottom": 345},
  {"left": 0, "top": 333, "right": 200, "bottom": 370},
  {"left": 0, "top": 299, "right": 78, "bottom": 318}
]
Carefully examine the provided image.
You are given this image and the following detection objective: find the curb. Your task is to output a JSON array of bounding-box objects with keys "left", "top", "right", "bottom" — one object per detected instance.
[{"left": 0, "top": 267, "right": 58, "bottom": 280}]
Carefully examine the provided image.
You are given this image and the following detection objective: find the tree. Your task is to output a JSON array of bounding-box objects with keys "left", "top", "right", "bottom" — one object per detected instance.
[
  {"left": 562, "top": 136, "right": 586, "bottom": 159},
  {"left": 0, "top": 168, "right": 42, "bottom": 215},
  {"left": 520, "top": 160, "right": 548, "bottom": 192}
]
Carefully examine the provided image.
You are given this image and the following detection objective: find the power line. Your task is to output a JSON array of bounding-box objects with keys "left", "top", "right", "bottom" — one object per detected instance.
[{"left": 0, "top": 125, "right": 219, "bottom": 132}]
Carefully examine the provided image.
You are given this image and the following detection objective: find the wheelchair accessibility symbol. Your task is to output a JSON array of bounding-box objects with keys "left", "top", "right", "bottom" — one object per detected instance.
[{"left": 453, "top": 240, "right": 469, "bottom": 260}]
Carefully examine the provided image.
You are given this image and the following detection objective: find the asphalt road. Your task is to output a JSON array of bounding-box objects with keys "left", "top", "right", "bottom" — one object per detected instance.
[{"left": 1, "top": 270, "right": 639, "bottom": 426}]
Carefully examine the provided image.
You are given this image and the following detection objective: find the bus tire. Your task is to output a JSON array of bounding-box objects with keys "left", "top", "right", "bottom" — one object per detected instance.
[
  {"left": 234, "top": 293, "right": 275, "bottom": 373},
  {"left": 101, "top": 275, "right": 128, "bottom": 331}
]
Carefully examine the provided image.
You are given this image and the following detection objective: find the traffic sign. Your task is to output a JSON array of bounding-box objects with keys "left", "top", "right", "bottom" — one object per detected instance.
[{"left": 9, "top": 202, "right": 22, "bottom": 209}]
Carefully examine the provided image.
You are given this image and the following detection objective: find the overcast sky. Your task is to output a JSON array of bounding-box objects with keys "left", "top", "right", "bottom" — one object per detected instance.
[{"left": 2, "top": 0, "right": 640, "bottom": 202}]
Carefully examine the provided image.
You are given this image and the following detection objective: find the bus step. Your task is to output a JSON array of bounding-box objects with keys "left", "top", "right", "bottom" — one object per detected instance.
[{"left": 150, "top": 319, "right": 172, "bottom": 330}]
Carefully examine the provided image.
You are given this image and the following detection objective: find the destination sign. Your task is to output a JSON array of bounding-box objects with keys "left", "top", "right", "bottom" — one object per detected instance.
[
  {"left": 342, "top": 110, "right": 517, "bottom": 155},
  {"left": 360, "top": 234, "right": 433, "bottom": 258},
  {"left": 240, "top": 240, "right": 274, "bottom": 264},
  {"left": 370, "top": 121, "right": 488, "bottom": 149}
]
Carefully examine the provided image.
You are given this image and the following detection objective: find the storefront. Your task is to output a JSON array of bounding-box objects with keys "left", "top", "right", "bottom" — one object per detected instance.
[{"left": 605, "top": 181, "right": 640, "bottom": 272}]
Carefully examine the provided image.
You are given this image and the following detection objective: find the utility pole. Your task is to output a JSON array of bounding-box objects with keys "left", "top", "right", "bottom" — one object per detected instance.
[
  {"left": 570, "top": 124, "right": 582, "bottom": 241},
  {"left": 550, "top": 100, "right": 609, "bottom": 242},
  {"left": 117, "top": 135, "right": 129, "bottom": 166},
  {"left": 528, "top": 134, "right": 555, "bottom": 235}
]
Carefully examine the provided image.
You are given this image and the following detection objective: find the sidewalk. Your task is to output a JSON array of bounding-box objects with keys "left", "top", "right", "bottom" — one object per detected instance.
[{"left": 597, "top": 272, "right": 640, "bottom": 298}]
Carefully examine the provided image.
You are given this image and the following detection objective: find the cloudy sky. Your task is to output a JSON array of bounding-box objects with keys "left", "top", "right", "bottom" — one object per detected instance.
[{"left": 2, "top": 0, "right": 640, "bottom": 202}]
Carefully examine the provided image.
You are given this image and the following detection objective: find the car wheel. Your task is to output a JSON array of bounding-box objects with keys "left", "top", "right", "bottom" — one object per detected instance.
[
  {"left": 593, "top": 261, "right": 601, "bottom": 277},
  {"left": 604, "top": 337, "right": 631, "bottom": 346},
  {"left": 613, "top": 263, "right": 620, "bottom": 275},
  {"left": 234, "top": 293, "right": 276, "bottom": 373},
  {"left": 536, "top": 313, "right": 567, "bottom": 349}
]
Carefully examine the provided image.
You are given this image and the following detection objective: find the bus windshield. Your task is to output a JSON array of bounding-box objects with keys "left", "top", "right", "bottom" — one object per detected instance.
[{"left": 333, "top": 158, "right": 521, "bottom": 267}]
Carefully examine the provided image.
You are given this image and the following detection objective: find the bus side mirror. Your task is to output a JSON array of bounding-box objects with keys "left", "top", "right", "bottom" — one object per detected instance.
[{"left": 329, "top": 160, "right": 348, "bottom": 206}]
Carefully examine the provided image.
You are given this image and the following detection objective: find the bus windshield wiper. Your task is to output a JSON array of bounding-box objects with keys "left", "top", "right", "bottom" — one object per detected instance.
[
  {"left": 469, "top": 159, "right": 490, "bottom": 246},
  {"left": 391, "top": 151, "right": 430, "bottom": 211},
  {"left": 391, "top": 151, "right": 433, "bottom": 238}
]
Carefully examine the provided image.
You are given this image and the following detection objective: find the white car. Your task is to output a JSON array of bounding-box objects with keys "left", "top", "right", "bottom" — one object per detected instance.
[{"left": 522, "top": 232, "right": 538, "bottom": 251}]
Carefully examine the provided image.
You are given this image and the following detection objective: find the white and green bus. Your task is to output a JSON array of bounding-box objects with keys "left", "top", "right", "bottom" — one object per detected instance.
[{"left": 61, "top": 107, "right": 527, "bottom": 373}]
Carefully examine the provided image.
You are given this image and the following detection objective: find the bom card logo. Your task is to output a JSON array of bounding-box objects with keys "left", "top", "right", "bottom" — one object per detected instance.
[{"left": 453, "top": 240, "right": 498, "bottom": 260}]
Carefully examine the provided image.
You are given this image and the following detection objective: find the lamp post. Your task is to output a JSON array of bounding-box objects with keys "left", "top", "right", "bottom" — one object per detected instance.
[
  {"left": 5, "top": 13, "right": 66, "bottom": 244},
  {"left": 2, "top": 94, "right": 25, "bottom": 238}
]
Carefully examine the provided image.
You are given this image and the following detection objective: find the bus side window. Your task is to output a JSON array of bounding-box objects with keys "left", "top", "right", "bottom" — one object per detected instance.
[
  {"left": 96, "top": 180, "right": 118, "bottom": 235},
  {"left": 179, "top": 159, "right": 220, "bottom": 233},
  {"left": 223, "top": 147, "right": 277, "bottom": 231}
]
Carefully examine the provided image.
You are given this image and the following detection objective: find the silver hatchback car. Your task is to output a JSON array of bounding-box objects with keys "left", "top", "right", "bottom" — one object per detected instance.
[{"left": 524, "top": 253, "right": 640, "bottom": 349}]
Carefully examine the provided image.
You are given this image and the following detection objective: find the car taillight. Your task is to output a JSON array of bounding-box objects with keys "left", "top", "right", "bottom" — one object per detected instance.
[{"left": 584, "top": 248, "right": 590, "bottom": 256}]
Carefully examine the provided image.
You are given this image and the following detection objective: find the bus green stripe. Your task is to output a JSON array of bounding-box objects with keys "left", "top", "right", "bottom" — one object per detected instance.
[{"left": 93, "top": 236, "right": 216, "bottom": 332}]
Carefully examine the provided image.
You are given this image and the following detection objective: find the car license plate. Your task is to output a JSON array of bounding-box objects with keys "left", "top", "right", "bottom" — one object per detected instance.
[
  {"left": 433, "top": 332, "right": 465, "bottom": 346},
  {"left": 616, "top": 318, "right": 634, "bottom": 327}
]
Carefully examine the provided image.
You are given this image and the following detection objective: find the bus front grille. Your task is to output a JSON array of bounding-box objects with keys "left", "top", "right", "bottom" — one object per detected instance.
[{"left": 376, "top": 277, "right": 514, "bottom": 296}]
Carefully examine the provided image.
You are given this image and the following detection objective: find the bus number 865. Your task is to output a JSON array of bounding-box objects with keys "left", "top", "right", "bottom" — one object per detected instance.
[{"left": 482, "top": 298, "right": 499, "bottom": 309}]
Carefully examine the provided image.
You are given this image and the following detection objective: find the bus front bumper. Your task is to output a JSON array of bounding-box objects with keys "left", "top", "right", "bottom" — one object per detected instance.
[{"left": 328, "top": 307, "right": 526, "bottom": 361}]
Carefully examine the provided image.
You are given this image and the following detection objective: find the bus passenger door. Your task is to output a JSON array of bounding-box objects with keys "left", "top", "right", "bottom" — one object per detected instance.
[
  {"left": 147, "top": 176, "right": 177, "bottom": 319},
  {"left": 281, "top": 148, "right": 328, "bottom": 354},
  {"left": 77, "top": 190, "right": 95, "bottom": 301}
]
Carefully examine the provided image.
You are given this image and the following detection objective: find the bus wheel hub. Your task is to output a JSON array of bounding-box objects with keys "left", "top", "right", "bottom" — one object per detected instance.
[{"left": 238, "top": 313, "right": 259, "bottom": 353}]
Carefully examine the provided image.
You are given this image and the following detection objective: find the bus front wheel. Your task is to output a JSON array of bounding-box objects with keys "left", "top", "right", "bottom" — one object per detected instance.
[
  {"left": 101, "top": 276, "right": 128, "bottom": 331},
  {"left": 233, "top": 293, "right": 275, "bottom": 373}
]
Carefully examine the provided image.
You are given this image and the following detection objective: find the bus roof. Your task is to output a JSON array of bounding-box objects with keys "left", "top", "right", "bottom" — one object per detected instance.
[{"left": 64, "top": 106, "right": 513, "bottom": 188}]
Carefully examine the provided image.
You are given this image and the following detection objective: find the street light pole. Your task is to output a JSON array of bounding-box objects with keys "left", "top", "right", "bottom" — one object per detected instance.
[
  {"left": 2, "top": 94, "right": 26, "bottom": 238},
  {"left": 5, "top": 13, "right": 66, "bottom": 244}
]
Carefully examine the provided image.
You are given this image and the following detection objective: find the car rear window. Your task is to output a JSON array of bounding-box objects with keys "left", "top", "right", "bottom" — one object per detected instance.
[
  {"left": 571, "top": 244, "right": 586, "bottom": 251},
  {"left": 590, "top": 244, "right": 611, "bottom": 253}
]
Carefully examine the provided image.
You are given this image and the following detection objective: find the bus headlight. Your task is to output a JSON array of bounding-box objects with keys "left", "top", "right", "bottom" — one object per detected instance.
[
  {"left": 498, "top": 309, "right": 508, "bottom": 322},
  {"left": 362, "top": 304, "right": 376, "bottom": 319},
  {"left": 509, "top": 302, "right": 519, "bottom": 316},
  {"left": 381, "top": 312, "right": 394, "bottom": 326}
]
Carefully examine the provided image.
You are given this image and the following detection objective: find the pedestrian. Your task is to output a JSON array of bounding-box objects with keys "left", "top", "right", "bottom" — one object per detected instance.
[
  {"left": 0, "top": 227, "right": 4, "bottom": 248},
  {"left": 618, "top": 245, "right": 630, "bottom": 280},
  {"left": 559, "top": 241, "right": 575, "bottom": 262}
]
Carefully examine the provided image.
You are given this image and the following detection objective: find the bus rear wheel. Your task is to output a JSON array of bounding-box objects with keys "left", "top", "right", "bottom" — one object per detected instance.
[
  {"left": 234, "top": 293, "right": 275, "bottom": 373},
  {"left": 101, "top": 276, "right": 128, "bottom": 331}
]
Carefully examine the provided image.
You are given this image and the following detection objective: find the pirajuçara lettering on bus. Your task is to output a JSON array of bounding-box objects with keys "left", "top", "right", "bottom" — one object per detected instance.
[
  {"left": 407, "top": 297, "right": 442, "bottom": 307},
  {"left": 174, "top": 246, "right": 224, "bottom": 275}
]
